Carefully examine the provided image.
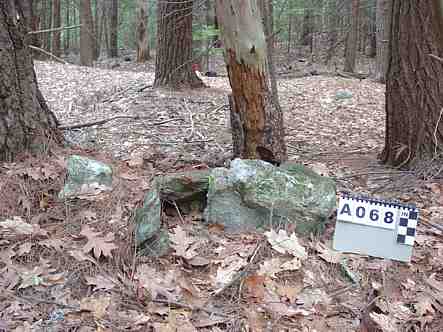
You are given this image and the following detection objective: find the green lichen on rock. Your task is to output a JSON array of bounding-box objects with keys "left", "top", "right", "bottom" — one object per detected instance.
[
  {"left": 59, "top": 155, "right": 113, "bottom": 199},
  {"left": 135, "top": 170, "right": 210, "bottom": 254},
  {"left": 204, "top": 159, "right": 336, "bottom": 235}
]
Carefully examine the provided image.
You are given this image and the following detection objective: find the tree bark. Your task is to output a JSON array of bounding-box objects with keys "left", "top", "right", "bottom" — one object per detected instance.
[
  {"left": 109, "top": 0, "right": 118, "bottom": 58},
  {"left": 375, "top": 0, "right": 391, "bottom": 82},
  {"left": 80, "top": 0, "right": 95, "bottom": 66},
  {"left": 51, "top": 0, "right": 61, "bottom": 57},
  {"left": 154, "top": 0, "right": 203, "bottom": 88},
  {"left": 0, "top": 1, "right": 59, "bottom": 161},
  {"left": 64, "top": 2, "right": 70, "bottom": 53},
  {"left": 381, "top": 0, "right": 443, "bottom": 166},
  {"left": 136, "top": 0, "right": 150, "bottom": 62},
  {"left": 301, "top": 7, "right": 314, "bottom": 51},
  {"left": 344, "top": 0, "right": 359, "bottom": 72},
  {"left": 216, "top": 0, "right": 287, "bottom": 164}
]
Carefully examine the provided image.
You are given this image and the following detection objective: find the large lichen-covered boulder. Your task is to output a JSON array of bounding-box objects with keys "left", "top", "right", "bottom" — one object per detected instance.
[
  {"left": 59, "top": 155, "right": 113, "bottom": 199},
  {"left": 204, "top": 159, "right": 336, "bottom": 235}
]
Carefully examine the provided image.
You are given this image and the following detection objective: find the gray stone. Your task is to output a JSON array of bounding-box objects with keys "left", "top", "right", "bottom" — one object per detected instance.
[
  {"left": 135, "top": 159, "right": 336, "bottom": 256},
  {"left": 135, "top": 170, "right": 210, "bottom": 252},
  {"left": 335, "top": 90, "right": 353, "bottom": 100},
  {"left": 135, "top": 183, "right": 162, "bottom": 246},
  {"left": 204, "top": 159, "right": 336, "bottom": 235},
  {"left": 59, "top": 155, "right": 112, "bottom": 199}
]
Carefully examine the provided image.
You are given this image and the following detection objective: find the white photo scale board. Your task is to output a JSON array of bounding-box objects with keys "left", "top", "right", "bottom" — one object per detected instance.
[{"left": 333, "top": 193, "right": 419, "bottom": 262}]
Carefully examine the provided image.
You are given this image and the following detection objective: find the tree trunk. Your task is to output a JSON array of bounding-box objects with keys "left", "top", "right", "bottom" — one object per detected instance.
[
  {"left": 380, "top": 0, "right": 443, "bottom": 166},
  {"left": 216, "top": 0, "right": 287, "bottom": 165},
  {"left": 154, "top": 0, "right": 203, "bottom": 88},
  {"left": 64, "top": 2, "right": 70, "bottom": 53},
  {"left": 136, "top": 0, "right": 150, "bottom": 62},
  {"left": 51, "top": 0, "right": 61, "bottom": 57},
  {"left": 301, "top": 7, "right": 314, "bottom": 51},
  {"left": 41, "top": 0, "right": 51, "bottom": 52},
  {"left": 0, "top": 1, "right": 59, "bottom": 161},
  {"left": 367, "top": 4, "right": 377, "bottom": 57},
  {"left": 375, "top": 0, "right": 391, "bottom": 82},
  {"left": 344, "top": 0, "right": 359, "bottom": 72},
  {"left": 80, "top": 0, "right": 95, "bottom": 66},
  {"left": 109, "top": 0, "right": 118, "bottom": 58},
  {"left": 325, "top": 0, "right": 339, "bottom": 64}
]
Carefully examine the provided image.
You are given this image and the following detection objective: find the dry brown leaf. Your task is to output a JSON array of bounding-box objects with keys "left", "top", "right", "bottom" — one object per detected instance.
[
  {"left": 80, "top": 295, "right": 111, "bottom": 319},
  {"left": 85, "top": 275, "right": 115, "bottom": 291},
  {"left": 258, "top": 258, "right": 283, "bottom": 277},
  {"left": 170, "top": 226, "right": 199, "bottom": 260},
  {"left": 1, "top": 216, "right": 47, "bottom": 237},
  {"left": 265, "top": 229, "right": 307, "bottom": 259},
  {"left": 245, "top": 305, "right": 266, "bottom": 332},
  {"left": 243, "top": 275, "right": 266, "bottom": 301},
  {"left": 135, "top": 264, "right": 179, "bottom": 301},
  {"left": 80, "top": 225, "right": 117, "bottom": 259},
  {"left": 369, "top": 313, "right": 398, "bottom": 332},
  {"left": 315, "top": 242, "right": 342, "bottom": 264}
]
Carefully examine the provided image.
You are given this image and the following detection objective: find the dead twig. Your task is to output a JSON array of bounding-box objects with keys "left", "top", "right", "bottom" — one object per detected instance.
[
  {"left": 428, "top": 53, "right": 443, "bottom": 64},
  {"left": 59, "top": 116, "right": 184, "bottom": 130},
  {"left": 433, "top": 108, "right": 443, "bottom": 158},
  {"left": 28, "top": 24, "right": 82, "bottom": 35},
  {"left": 28, "top": 45, "right": 66, "bottom": 64},
  {"left": 152, "top": 298, "right": 229, "bottom": 318}
]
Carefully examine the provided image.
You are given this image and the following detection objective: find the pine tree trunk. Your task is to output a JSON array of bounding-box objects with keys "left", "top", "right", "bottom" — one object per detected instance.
[
  {"left": 136, "top": 0, "right": 150, "bottom": 62},
  {"left": 109, "top": 0, "right": 118, "bottom": 58},
  {"left": 80, "top": 0, "right": 95, "bottom": 66},
  {"left": 216, "top": 0, "right": 287, "bottom": 164},
  {"left": 325, "top": 0, "right": 339, "bottom": 64},
  {"left": 375, "top": 0, "right": 391, "bottom": 83},
  {"left": 344, "top": 0, "right": 359, "bottom": 72},
  {"left": 381, "top": 0, "right": 443, "bottom": 166},
  {"left": 0, "top": 1, "right": 59, "bottom": 161},
  {"left": 64, "top": 3, "right": 70, "bottom": 53},
  {"left": 154, "top": 0, "right": 203, "bottom": 88},
  {"left": 52, "top": 0, "right": 61, "bottom": 57}
]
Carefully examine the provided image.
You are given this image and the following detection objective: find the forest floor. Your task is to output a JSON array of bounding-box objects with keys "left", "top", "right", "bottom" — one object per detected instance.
[{"left": 0, "top": 53, "right": 442, "bottom": 331}]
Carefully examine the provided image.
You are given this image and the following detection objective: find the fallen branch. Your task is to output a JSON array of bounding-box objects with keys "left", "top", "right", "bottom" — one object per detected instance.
[
  {"left": 429, "top": 53, "right": 443, "bottom": 64},
  {"left": 28, "top": 24, "right": 82, "bottom": 35},
  {"left": 28, "top": 45, "right": 66, "bottom": 64},
  {"left": 152, "top": 298, "right": 229, "bottom": 318},
  {"left": 59, "top": 116, "right": 184, "bottom": 130}
]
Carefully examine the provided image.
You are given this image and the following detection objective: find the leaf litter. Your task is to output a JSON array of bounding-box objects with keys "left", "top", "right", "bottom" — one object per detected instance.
[{"left": 0, "top": 56, "right": 441, "bottom": 331}]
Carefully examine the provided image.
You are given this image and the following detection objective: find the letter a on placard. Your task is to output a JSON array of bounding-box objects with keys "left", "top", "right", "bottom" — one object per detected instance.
[{"left": 339, "top": 203, "right": 352, "bottom": 217}]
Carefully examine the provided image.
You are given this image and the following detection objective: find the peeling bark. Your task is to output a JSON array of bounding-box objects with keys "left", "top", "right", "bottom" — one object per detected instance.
[{"left": 216, "top": 0, "right": 287, "bottom": 164}]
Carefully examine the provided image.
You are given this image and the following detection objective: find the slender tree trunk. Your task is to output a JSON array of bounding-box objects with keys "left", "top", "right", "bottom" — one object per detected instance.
[
  {"left": 51, "top": 0, "right": 61, "bottom": 57},
  {"left": 41, "top": 0, "right": 51, "bottom": 52},
  {"left": 109, "top": 0, "right": 118, "bottom": 57},
  {"left": 64, "top": 2, "right": 70, "bottom": 53},
  {"left": 375, "top": 0, "right": 391, "bottom": 82},
  {"left": 216, "top": 0, "right": 287, "bottom": 164},
  {"left": 381, "top": 0, "right": 443, "bottom": 166},
  {"left": 344, "top": 0, "right": 359, "bottom": 72},
  {"left": 301, "top": 7, "right": 314, "bottom": 50},
  {"left": 368, "top": 4, "right": 377, "bottom": 57},
  {"left": 0, "top": 1, "right": 59, "bottom": 161},
  {"left": 325, "top": 0, "right": 339, "bottom": 64},
  {"left": 154, "top": 0, "right": 203, "bottom": 88},
  {"left": 80, "top": 0, "right": 95, "bottom": 66},
  {"left": 136, "top": 0, "right": 150, "bottom": 62}
]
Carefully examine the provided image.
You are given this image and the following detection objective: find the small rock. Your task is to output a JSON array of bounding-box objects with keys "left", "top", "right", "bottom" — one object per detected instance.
[{"left": 59, "top": 155, "right": 112, "bottom": 199}]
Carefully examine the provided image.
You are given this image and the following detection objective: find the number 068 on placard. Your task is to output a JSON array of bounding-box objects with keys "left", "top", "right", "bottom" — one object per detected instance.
[{"left": 337, "top": 197, "right": 398, "bottom": 230}]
